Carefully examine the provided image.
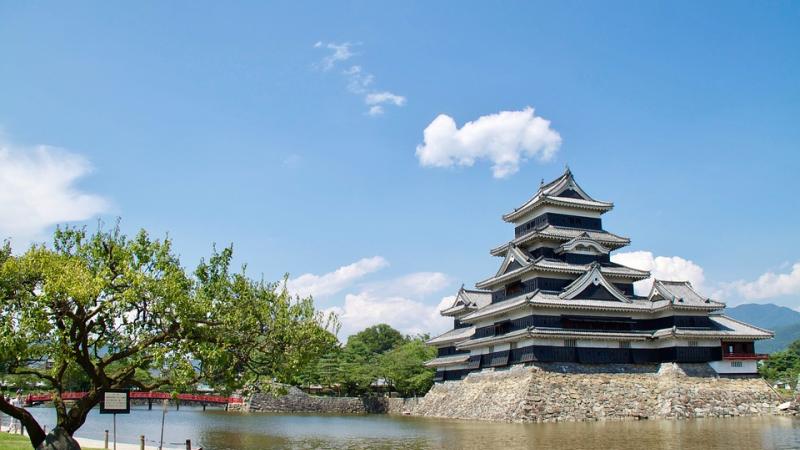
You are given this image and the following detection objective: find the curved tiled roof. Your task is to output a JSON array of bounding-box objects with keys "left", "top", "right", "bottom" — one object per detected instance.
[
  {"left": 475, "top": 257, "right": 649, "bottom": 289},
  {"left": 424, "top": 354, "right": 469, "bottom": 367},
  {"left": 491, "top": 226, "right": 631, "bottom": 256},
  {"left": 426, "top": 326, "right": 476, "bottom": 346},
  {"left": 502, "top": 169, "right": 613, "bottom": 222}
]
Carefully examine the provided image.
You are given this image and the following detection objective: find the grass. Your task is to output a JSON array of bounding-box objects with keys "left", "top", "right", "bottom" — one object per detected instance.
[{"left": 0, "top": 433, "right": 103, "bottom": 450}]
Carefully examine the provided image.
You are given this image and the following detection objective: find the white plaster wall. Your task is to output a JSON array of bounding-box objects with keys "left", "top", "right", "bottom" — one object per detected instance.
[
  {"left": 492, "top": 343, "right": 512, "bottom": 352},
  {"left": 709, "top": 360, "right": 758, "bottom": 374}
]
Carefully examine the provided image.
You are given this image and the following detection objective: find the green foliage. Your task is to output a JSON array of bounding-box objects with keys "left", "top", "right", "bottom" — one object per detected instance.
[
  {"left": 379, "top": 336, "right": 436, "bottom": 397},
  {"left": 0, "top": 225, "right": 338, "bottom": 447},
  {"left": 299, "top": 324, "right": 436, "bottom": 397},
  {"left": 345, "top": 324, "right": 405, "bottom": 356},
  {"left": 759, "top": 338, "right": 800, "bottom": 384}
]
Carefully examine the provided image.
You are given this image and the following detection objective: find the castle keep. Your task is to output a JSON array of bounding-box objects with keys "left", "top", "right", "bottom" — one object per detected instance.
[{"left": 426, "top": 168, "right": 773, "bottom": 380}]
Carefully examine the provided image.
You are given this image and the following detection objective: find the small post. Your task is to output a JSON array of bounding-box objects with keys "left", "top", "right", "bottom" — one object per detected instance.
[
  {"left": 185, "top": 439, "right": 192, "bottom": 450},
  {"left": 176, "top": 399, "right": 180, "bottom": 411},
  {"left": 140, "top": 435, "right": 145, "bottom": 450},
  {"left": 104, "top": 429, "right": 109, "bottom": 449}
]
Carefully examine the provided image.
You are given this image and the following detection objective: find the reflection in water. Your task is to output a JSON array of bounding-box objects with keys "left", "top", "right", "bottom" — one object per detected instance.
[{"left": 25, "top": 407, "right": 800, "bottom": 450}]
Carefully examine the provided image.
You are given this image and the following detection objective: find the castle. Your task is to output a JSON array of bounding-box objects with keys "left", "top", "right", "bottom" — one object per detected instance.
[{"left": 427, "top": 168, "right": 772, "bottom": 380}]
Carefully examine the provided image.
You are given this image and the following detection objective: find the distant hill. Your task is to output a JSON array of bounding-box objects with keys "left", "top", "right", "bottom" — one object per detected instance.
[{"left": 726, "top": 303, "right": 800, "bottom": 353}]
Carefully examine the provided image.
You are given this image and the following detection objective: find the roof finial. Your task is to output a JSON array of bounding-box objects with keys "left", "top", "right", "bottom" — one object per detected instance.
[
  {"left": 539, "top": 178, "right": 545, "bottom": 188},
  {"left": 564, "top": 163, "right": 571, "bottom": 174}
]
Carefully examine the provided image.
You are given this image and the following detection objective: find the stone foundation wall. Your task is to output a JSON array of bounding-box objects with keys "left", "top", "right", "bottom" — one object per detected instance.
[
  {"left": 246, "top": 386, "right": 418, "bottom": 415},
  {"left": 413, "top": 363, "right": 780, "bottom": 422}
]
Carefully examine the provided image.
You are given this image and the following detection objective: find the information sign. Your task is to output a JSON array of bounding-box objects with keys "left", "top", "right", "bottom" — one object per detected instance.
[{"left": 100, "top": 389, "right": 130, "bottom": 414}]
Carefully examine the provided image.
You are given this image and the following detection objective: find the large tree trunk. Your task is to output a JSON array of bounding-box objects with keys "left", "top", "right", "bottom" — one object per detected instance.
[{"left": 35, "top": 427, "right": 82, "bottom": 450}]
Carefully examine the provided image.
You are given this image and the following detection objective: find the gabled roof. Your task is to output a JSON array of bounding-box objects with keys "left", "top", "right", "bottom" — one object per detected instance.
[
  {"left": 555, "top": 233, "right": 610, "bottom": 255},
  {"left": 490, "top": 226, "right": 630, "bottom": 256},
  {"left": 559, "top": 263, "right": 632, "bottom": 303},
  {"left": 440, "top": 286, "right": 492, "bottom": 316},
  {"left": 503, "top": 168, "right": 613, "bottom": 222},
  {"left": 475, "top": 257, "right": 649, "bottom": 290},
  {"left": 647, "top": 280, "right": 725, "bottom": 308},
  {"left": 494, "top": 245, "right": 531, "bottom": 277}
]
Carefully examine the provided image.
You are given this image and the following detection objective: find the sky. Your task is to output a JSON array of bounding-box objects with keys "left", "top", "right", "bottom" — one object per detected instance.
[{"left": 1, "top": 1, "right": 799, "bottom": 338}]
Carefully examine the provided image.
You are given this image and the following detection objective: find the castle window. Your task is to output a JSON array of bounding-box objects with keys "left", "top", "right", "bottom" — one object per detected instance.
[
  {"left": 619, "top": 341, "right": 631, "bottom": 349},
  {"left": 564, "top": 339, "right": 577, "bottom": 347},
  {"left": 505, "top": 280, "right": 524, "bottom": 297},
  {"left": 494, "top": 320, "right": 511, "bottom": 336},
  {"left": 688, "top": 340, "right": 699, "bottom": 347},
  {"left": 731, "top": 361, "right": 743, "bottom": 368}
]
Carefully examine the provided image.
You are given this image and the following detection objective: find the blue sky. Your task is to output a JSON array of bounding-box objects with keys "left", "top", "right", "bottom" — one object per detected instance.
[{"left": 1, "top": 1, "right": 798, "bottom": 336}]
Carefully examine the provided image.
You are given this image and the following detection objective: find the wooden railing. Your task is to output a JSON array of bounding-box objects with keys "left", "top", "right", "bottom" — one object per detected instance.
[
  {"left": 722, "top": 352, "right": 769, "bottom": 360},
  {"left": 26, "top": 391, "right": 242, "bottom": 405}
]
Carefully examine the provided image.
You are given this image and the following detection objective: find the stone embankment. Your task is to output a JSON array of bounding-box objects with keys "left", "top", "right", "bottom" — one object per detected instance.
[
  {"left": 246, "top": 385, "right": 418, "bottom": 415},
  {"left": 413, "top": 363, "right": 781, "bottom": 422}
]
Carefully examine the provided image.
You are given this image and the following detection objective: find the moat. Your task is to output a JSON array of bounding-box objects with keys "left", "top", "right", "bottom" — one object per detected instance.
[{"left": 24, "top": 407, "right": 800, "bottom": 450}]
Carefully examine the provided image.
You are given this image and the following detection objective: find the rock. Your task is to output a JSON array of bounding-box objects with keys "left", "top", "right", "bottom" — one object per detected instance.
[
  {"left": 778, "top": 401, "right": 792, "bottom": 411},
  {"left": 36, "top": 427, "right": 81, "bottom": 450}
]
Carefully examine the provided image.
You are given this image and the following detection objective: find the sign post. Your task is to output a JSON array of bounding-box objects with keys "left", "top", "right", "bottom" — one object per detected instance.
[
  {"left": 100, "top": 390, "right": 131, "bottom": 450},
  {"left": 159, "top": 399, "right": 168, "bottom": 450}
]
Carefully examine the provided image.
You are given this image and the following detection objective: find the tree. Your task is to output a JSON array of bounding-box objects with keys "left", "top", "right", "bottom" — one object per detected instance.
[
  {"left": 345, "top": 324, "right": 405, "bottom": 356},
  {"left": 379, "top": 336, "right": 436, "bottom": 397},
  {"left": 759, "top": 340, "right": 800, "bottom": 383},
  {"left": 0, "top": 226, "right": 337, "bottom": 449}
]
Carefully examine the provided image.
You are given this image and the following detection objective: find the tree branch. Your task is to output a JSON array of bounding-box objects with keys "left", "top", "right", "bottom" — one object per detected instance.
[{"left": 0, "top": 395, "right": 46, "bottom": 448}]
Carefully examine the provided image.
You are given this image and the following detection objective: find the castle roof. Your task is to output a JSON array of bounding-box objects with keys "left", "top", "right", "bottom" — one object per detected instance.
[
  {"left": 502, "top": 168, "right": 613, "bottom": 222},
  {"left": 647, "top": 280, "right": 725, "bottom": 308},
  {"left": 475, "top": 256, "right": 649, "bottom": 289},
  {"left": 424, "top": 354, "right": 470, "bottom": 368},
  {"left": 426, "top": 326, "right": 475, "bottom": 346},
  {"left": 490, "top": 226, "right": 630, "bottom": 256},
  {"left": 440, "top": 286, "right": 492, "bottom": 316}
]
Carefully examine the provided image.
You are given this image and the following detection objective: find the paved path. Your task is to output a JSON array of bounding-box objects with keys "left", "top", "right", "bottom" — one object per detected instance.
[
  {"left": 76, "top": 436, "right": 183, "bottom": 450},
  {"left": 1, "top": 424, "right": 183, "bottom": 450}
]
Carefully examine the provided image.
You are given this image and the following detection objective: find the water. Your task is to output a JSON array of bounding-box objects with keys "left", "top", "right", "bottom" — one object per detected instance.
[{"left": 23, "top": 406, "right": 800, "bottom": 450}]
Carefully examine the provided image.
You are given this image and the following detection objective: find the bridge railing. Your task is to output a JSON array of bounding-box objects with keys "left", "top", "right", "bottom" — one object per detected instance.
[{"left": 26, "top": 391, "right": 243, "bottom": 405}]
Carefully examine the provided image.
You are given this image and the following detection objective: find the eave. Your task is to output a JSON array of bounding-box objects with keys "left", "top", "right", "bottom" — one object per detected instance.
[
  {"left": 475, "top": 259, "right": 649, "bottom": 290},
  {"left": 503, "top": 195, "right": 614, "bottom": 222},
  {"left": 490, "top": 226, "right": 631, "bottom": 256},
  {"left": 424, "top": 354, "right": 469, "bottom": 367}
]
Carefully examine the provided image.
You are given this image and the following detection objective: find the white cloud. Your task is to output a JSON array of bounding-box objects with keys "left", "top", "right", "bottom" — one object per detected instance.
[
  {"left": 313, "top": 41, "right": 355, "bottom": 71},
  {"left": 314, "top": 42, "right": 406, "bottom": 116},
  {"left": 365, "top": 91, "right": 406, "bottom": 116},
  {"left": 360, "top": 271, "right": 452, "bottom": 297},
  {"left": 343, "top": 65, "right": 373, "bottom": 95},
  {"left": 0, "top": 141, "right": 110, "bottom": 246},
  {"left": 286, "top": 256, "right": 388, "bottom": 299},
  {"left": 415, "top": 107, "right": 562, "bottom": 178},
  {"left": 300, "top": 262, "right": 453, "bottom": 338},
  {"left": 724, "top": 262, "right": 800, "bottom": 300},
  {"left": 611, "top": 251, "right": 706, "bottom": 296},
  {"left": 327, "top": 288, "right": 454, "bottom": 338}
]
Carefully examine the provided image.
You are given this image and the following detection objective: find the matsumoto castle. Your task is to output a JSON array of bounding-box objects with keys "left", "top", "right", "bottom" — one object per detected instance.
[{"left": 427, "top": 168, "right": 773, "bottom": 381}]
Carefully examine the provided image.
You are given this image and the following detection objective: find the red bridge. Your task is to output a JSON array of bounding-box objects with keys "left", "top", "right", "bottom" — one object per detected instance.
[{"left": 26, "top": 391, "right": 243, "bottom": 407}]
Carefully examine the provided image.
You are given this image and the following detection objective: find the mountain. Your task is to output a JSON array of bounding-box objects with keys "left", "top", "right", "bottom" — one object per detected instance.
[{"left": 725, "top": 303, "right": 800, "bottom": 353}]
